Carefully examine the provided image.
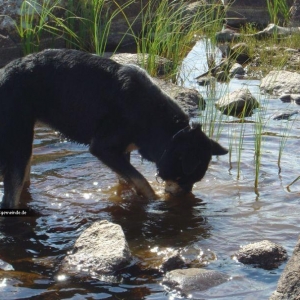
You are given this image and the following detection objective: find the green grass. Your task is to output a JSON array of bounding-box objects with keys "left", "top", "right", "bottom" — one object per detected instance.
[
  {"left": 128, "top": 0, "right": 224, "bottom": 78},
  {"left": 65, "top": 0, "right": 135, "bottom": 55},
  {"left": 266, "top": 0, "right": 289, "bottom": 25},
  {"left": 12, "top": 0, "right": 62, "bottom": 54}
]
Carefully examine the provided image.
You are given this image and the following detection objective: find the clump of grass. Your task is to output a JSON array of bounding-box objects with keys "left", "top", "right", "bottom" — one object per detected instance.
[
  {"left": 12, "top": 0, "right": 63, "bottom": 54},
  {"left": 137, "top": 0, "right": 225, "bottom": 78},
  {"left": 266, "top": 0, "right": 290, "bottom": 25},
  {"left": 65, "top": 0, "right": 134, "bottom": 55},
  {"left": 253, "top": 110, "right": 264, "bottom": 188},
  {"left": 238, "top": 23, "right": 300, "bottom": 76},
  {"left": 199, "top": 80, "right": 228, "bottom": 139}
]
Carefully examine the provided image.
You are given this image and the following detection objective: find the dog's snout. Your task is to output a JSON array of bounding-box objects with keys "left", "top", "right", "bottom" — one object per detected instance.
[{"left": 165, "top": 181, "right": 193, "bottom": 196}]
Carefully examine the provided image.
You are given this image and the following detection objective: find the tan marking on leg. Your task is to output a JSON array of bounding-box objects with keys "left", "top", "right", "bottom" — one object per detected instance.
[
  {"left": 24, "top": 156, "right": 32, "bottom": 183},
  {"left": 125, "top": 143, "right": 139, "bottom": 153},
  {"left": 131, "top": 177, "right": 157, "bottom": 200}
]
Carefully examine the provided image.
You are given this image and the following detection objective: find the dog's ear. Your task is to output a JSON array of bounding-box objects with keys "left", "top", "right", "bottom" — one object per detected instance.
[{"left": 211, "top": 139, "right": 228, "bottom": 155}]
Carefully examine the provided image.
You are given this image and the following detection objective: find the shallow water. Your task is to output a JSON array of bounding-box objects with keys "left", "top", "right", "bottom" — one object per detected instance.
[{"left": 0, "top": 41, "right": 300, "bottom": 299}]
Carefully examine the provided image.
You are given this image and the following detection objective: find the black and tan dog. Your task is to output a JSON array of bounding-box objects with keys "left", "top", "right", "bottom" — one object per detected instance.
[{"left": 0, "top": 49, "right": 227, "bottom": 208}]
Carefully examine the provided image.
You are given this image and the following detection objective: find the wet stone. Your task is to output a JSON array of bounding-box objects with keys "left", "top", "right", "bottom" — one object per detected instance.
[
  {"left": 0, "top": 258, "right": 14, "bottom": 271},
  {"left": 273, "top": 110, "right": 298, "bottom": 120},
  {"left": 279, "top": 94, "right": 292, "bottom": 103},
  {"left": 159, "top": 250, "right": 186, "bottom": 273},
  {"left": 155, "top": 246, "right": 217, "bottom": 273},
  {"left": 180, "top": 246, "right": 217, "bottom": 268},
  {"left": 215, "top": 88, "right": 259, "bottom": 117},
  {"left": 162, "top": 268, "right": 230, "bottom": 296},
  {"left": 196, "top": 75, "right": 216, "bottom": 86},
  {"left": 60, "top": 220, "right": 133, "bottom": 278},
  {"left": 235, "top": 240, "right": 287, "bottom": 270},
  {"left": 279, "top": 93, "right": 300, "bottom": 104},
  {"left": 229, "top": 63, "right": 245, "bottom": 78}
]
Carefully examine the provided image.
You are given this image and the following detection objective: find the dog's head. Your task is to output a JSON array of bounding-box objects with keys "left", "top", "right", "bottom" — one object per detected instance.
[{"left": 156, "top": 123, "right": 228, "bottom": 195}]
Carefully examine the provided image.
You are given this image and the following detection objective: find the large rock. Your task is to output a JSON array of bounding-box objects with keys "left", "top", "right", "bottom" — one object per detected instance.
[
  {"left": 260, "top": 70, "right": 300, "bottom": 96},
  {"left": 60, "top": 220, "right": 132, "bottom": 278},
  {"left": 235, "top": 240, "right": 288, "bottom": 270},
  {"left": 215, "top": 88, "right": 259, "bottom": 117},
  {"left": 154, "top": 78, "right": 205, "bottom": 115},
  {"left": 270, "top": 235, "right": 300, "bottom": 300},
  {"left": 162, "top": 268, "right": 229, "bottom": 296}
]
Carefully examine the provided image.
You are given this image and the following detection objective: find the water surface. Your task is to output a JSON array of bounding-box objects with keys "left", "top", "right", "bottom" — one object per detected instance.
[{"left": 0, "top": 41, "right": 299, "bottom": 299}]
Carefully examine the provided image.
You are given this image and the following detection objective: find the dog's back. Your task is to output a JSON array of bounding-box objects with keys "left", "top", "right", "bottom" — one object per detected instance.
[{"left": 0, "top": 49, "right": 187, "bottom": 145}]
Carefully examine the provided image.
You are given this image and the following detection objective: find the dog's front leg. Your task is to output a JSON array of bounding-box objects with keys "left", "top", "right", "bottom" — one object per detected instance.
[
  {"left": 1, "top": 160, "right": 31, "bottom": 209},
  {"left": 90, "top": 143, "right": 157, "bottom": 200},
  {"left": 1, "top": 145, "right": 33, "bottom": 209}
]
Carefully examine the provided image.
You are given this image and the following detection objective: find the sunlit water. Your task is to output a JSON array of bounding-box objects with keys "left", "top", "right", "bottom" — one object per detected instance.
[{"left": 0, "top": 40, "right": 299, "bottom": 299}]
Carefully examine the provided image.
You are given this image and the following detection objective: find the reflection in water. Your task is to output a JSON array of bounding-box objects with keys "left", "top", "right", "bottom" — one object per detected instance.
[{"left": 108, "top": 193, "right": 209, "bottom": 248}]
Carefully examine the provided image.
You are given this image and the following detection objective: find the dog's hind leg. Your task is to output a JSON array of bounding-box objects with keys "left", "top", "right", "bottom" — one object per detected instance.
[{"left": 90, "top": 141, "right": 157, "bottom": 200}]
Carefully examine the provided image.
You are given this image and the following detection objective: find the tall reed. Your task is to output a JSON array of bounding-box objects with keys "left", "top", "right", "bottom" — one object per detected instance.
[
  {"left": 65, "top": 0, "right": 134, "bottom": 55},
  {"left": 277, "top": 112, "right": 298, "bottom": 171},
  {"left": 13, "top": 0, "right": 62, "bottom": 54},
  {"left": 137, "top": 0, "right": 224, "bottom": 78},
  {"left": 266, "top": 0, "right": 290, "bottom": 25}
]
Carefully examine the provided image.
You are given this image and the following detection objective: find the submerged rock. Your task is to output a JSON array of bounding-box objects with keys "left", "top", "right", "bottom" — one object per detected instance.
[
  {"left": 270, "top": 235, "right": 300, "bottom": 300},
  {"left": 162, "top": 268, "right": 229, "bottom": 296},
  {"left": 60, "top": 220, "right": 132, "bottom": 278},
  {"left": 279, "top": 94, "right": 300, "bottom": 105},
  {"left": 196, "top": 75, "right": 216, "bottom": 86},
  {"left": 215, "top": 88, "right": 259, "bottom": 117},
  {"left": 159, "top": 249, "right": 186, "bottom": 273},
  {"left": 235, "top": 240, "right": 287, "bottom": 270},
  {"left": 273, "top": 110, "right": 299, "bottom": 120}
]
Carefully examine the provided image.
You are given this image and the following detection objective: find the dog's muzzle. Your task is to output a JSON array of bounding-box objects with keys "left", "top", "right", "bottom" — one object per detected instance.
[{"left": 164, "top": 180, "right": 193, "bottom": 196}]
